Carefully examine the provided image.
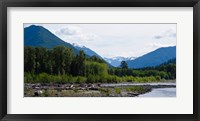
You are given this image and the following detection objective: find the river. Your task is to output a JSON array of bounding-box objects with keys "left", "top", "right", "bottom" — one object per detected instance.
[
  {"left": 101, "top": 82, "right": 176, "bottom": 97},
  {"left": 138, "top": 88, "right": 176, "bottom": 97},
  {"left": 101, "top": 82, "right": 176, "bottom": 87}
]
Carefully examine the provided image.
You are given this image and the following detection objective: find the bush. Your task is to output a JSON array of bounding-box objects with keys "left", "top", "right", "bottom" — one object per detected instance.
[
  {"left": 86, "top": 74, "right": 95, "bottom": 83},
  {"left": 36, "top": 73, "right": 51, "bottom": 83},
  {"left": 24, "top": 72, "right": 34, "bottom": 83},
  {"left": 115, "top": 87, "right": 121, "bottom": 94},
  {"left": 76, "top": 76, "right": 87, "bottom": 84}
]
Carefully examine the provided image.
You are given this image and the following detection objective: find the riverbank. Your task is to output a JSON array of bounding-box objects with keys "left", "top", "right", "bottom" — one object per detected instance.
[{"left": 24, "top": 82, "right": 176, "bottom": 97}]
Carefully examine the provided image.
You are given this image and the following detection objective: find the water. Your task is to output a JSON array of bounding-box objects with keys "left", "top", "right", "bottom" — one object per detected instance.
[
  {"left": 101, "top": 83, "right": 176, "bottom": 97},
  {"left": 139, "top": 88, "right": 176, "bottom": 97},
  {"left": 101, "top": 82, "right": 176, "bottom": 87}
]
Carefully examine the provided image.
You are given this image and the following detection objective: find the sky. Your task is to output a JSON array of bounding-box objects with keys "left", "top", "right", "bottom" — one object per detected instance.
[{"left": 24, "top": 23, "right": 176, "bottom": 58}]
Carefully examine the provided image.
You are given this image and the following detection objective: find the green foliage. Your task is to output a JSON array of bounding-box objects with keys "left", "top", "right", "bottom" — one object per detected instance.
[
  {"left": 70, "top": 50, "right": 86, "bottom": 76},
  {"left": 85, "top": 61, "right": 108, "bottom": 76},
  {"left": 115, "top": 87, "right": 121, "bottom": 94},
  {"left": 87, "top": 55, "right": 106, "bottom": 63},
  {"left": 24, "top": 72, "right": 35, "bottom": 83},
  {"left": 24, "top": 46, "right": 175, "bottom": 84},
  {"left": 108, "top": 64, "right": 175, "bottom": 80},
  {"left": 73, "top": 88, "right": 78, "bottom": 93},
  {"left": 125, "top": 86, "right": 152, "bottom": 94},
  {"left": 125, "top": 86, "right": 145, "bottom": 93},
  {"left": 24, "top": 47, "right": 36, "bottom": 73},
  {"left": 76, "top": 76, "right": 87, "bottom": 84},
  {"left": 120, "top": 61, "right": 128, "bottom": 69},
  {"left": 36, "top": 73, "right": 51, "bottom": 83}
]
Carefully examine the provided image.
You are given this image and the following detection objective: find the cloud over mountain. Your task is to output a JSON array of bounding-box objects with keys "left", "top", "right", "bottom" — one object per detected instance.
[
  {"left": 55, "top": 25, "right": 98, "bottom": 41},
  {"left": 56, "top": 25, "right": 81, "bottom": 35}
]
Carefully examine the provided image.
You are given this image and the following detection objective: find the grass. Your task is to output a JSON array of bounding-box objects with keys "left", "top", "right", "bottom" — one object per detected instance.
[
  {"left": 125, "top": 86, "right": 151, "bottom": 94},
  {"left": 115, "top": 87, "right": 121, "bottom": 94},
  {"left": 24, "top": 72, "right": 169, "bottom": 84}
]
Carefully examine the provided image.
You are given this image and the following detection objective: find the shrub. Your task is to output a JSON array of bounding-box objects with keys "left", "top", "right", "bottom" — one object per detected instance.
[
  {"left": 36, "top": 73, "right": 51, "bottom": 83},
  {"left": 76, "top": 76, "right": 87, "bottom": 84},
  {"left": 115, "top": 87, "right": 121, "bottom": 94},
  {"left": 24, "top": 73, "right": 34, "bottom": 83}
]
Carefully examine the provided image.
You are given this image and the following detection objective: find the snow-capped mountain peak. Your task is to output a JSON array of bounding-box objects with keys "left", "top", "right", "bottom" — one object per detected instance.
[
  {"left": 104, "top": 56, "right": 136, "bottom": 67},
  {"left": 72, "top": 43, "right": 84, "bottom": 48}
]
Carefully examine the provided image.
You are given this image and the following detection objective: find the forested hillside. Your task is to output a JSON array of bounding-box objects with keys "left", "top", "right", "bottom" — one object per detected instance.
[{"left": 24, "top": 46, "right": 176, "bottom": 84}]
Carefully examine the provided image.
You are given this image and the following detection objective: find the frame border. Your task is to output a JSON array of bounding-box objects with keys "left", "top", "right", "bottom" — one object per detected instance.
[{"left": 0, "top": 0, "right": 199, "bottom": 121}]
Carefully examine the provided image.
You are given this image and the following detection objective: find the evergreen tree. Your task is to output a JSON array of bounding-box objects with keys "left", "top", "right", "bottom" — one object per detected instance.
[
  {"left": 24, "top": 47, "right": 36, "bottom": 73},
  {"left": 120, "top": 61, "right": 128, "bottom": 69}
]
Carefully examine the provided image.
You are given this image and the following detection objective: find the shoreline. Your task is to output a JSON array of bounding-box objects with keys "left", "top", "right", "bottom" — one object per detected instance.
[{"left": 24, "top": 82, "right": 176, "bottom": 97}]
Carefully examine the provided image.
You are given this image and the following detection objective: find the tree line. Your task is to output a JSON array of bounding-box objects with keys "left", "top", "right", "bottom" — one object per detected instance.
[
  {"left": 24, "top": 46, "right": 176, "bottom": 84},
  {"left": 108, "top": 59, "right": 176, "bottom": 80}
]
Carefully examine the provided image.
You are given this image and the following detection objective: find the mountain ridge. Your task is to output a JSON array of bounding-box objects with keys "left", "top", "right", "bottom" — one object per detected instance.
[
  {"left": 126, "top": 46, "right": 176, "bottom": 69},
  {"left": 72, "top": 43, "right": 103, "bottom": 59},
  {"left": 24, "top": 25, "right": 79, "bottom": 54}
]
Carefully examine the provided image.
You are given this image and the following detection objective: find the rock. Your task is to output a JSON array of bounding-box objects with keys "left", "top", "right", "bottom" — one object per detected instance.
[
  {"left": 66, "top": 84, "right": 74, "bottom": 90},
  {"left": 34, "top": 90, "right": 43, "bottom": 96},
  {"left": 34, "top": 92, "right": 39, "bottom": 96},
  {"left": 35, "top": 86, "right": 40, "bottom": 89},
  {"left": 41, "top": 83, "right": 48, "bottom": 86},
  {"left": 77, "top": 87, "right": 86, "bottom": 90},
  {"left": 97, "top": 83, "right": 101, "bottom": 87},
  {"left": 90, "top": 87, "right": 99, "bottom": 90},
  {"left": 79, "top": 84, "right": 86, "bottom": 87}
]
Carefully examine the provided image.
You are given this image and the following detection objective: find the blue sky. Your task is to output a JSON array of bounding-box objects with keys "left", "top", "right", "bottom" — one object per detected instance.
[{"left": 24, "top": 23, "right": 176, "bottom": 58}]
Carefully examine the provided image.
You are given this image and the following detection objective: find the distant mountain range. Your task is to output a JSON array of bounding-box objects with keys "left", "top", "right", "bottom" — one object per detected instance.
[
  {"left": 24, "top": 25, "right": 176, "bottom": 69},
  {"left": 126, "top": 46, "right": 176, "bottom": 68},
  {"left": 104, "top": 56, "right": 136, "bottom": 67}
]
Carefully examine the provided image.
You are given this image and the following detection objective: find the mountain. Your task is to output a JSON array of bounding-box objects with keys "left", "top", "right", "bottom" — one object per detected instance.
[
  {"left": 159, "top": 58, "right": 176, "bottom": 66},
  {"left": 24, "top": 25, "right": 79, "bottom": 54},
  {"left": 104, "top": 56, "right": 136, "bottom": 67},
  {"left": 72, "top": 43, "right": 113, "bottom": 67},
  {"left": 127, "top": 46, "right": 176, "bottom": 69},
  {"left": 24, "top": 25, "right": 112, "bottom": 67},
  {"left": 72, "top": 43, "right": 103, "bottom": 59}
]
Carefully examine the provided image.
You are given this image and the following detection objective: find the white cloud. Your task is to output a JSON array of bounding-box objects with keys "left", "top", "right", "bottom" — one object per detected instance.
[
  {"left": 148, "top": 43, "right": 174, "bottom": 48},
  {"left": 24, "top": 23, "right": 176, "bottom": 58},
  {"left": 55, "top": 25, "right": 81, "bottom": 35},
  {"left": 154, "top": 29, "right": 176, "bottom": 39},
  {"left": 77, "top": 33, "right": 98, "bottom": 41},
  {"left": 55, "top": 25, "right": 99, "bottom": 42}
]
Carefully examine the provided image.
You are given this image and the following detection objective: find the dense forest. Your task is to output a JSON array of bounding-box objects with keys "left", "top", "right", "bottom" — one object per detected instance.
[{"left": 24, "top": 46, "right": 176, "bottom": 84}]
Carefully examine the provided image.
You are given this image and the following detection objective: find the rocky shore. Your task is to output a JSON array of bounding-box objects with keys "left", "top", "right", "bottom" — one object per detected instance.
[{"left": 24, "top": 83, "right": 176, "bottom": 97}]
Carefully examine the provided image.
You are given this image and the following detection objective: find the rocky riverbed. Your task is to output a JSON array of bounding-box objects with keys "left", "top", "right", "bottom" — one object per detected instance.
[{"left": 24, "top": 83, "right": 176, "bottom": 97}]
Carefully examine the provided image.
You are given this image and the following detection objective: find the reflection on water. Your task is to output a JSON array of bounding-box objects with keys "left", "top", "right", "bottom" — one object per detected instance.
[{"left": 139, "top": 88, "right": 176, "bottom": 97}]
